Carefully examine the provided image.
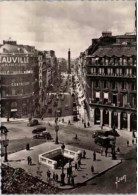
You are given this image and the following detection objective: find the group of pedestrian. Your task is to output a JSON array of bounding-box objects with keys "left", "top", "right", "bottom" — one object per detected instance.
[
  {"left": 127, "top": 138, "right": 137, "bottom": 147},
  {"left": 47, "top": 170, "right": 59, "bottom": 182},
  {"left": 81, "top": 119, "right": 90, "bottom": 128},
  {"left": 27, "top": 156, "right": 32, "bottom": 165}
]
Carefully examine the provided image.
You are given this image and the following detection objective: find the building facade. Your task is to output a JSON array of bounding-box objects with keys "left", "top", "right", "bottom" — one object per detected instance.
[
  {"left": 79, "top": 32, "right": 136, "bottom": 131},
  {"left": 0, "top": 40, "right": 38, "bottom": 118}
]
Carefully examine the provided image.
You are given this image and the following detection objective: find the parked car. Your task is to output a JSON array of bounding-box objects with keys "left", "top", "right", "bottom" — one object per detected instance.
[
  {"left": 32, "top": 127, "right": 46, "bottom": 134},
  {"left": 33, "top": 131, "right": 52, "bottom": 140},
  {"left": 27, "top": 119, "right": 39, "bottom": 127}
]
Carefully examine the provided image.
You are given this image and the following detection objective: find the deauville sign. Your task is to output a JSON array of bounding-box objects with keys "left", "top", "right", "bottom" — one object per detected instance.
[{"left": 0, "top": 56, "right": 29, "bottom": 64}]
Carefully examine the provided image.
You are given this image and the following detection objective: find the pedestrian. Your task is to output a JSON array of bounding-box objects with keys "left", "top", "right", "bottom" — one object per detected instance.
[
  {"left": 83, "top": 150, "right": 86, "bottom": 158},
  {"left": 55, "top": 174, "right": 58, "bottom": 182},
  {"left": 61, "top": 143, "right": 65, "bottom": 151},
  {"left": 101, "top": 124, "right": 103, "bottom": 130},
  {"left": 68, "top": 176, "right": 71, "bottom": 185},
  {"left": 78, "top": 159, "right": 81, "bottom": 169},
  {"left": 93, "top": 152, "right": 96, "bottom": 161},
  {"left": 132, "top": 139, "right": 134, "bottom": 145},
  {"left": 117, "top": 147, "right": 120, "bottom": 153},
  {"left": 75, "top": 134, "right": 78, "bottom": 140},
  {"left": 67, "top": 167, "right": 70, "bottom": 178},
  {"left": 27, "top": 156, "right": 30, "bottom": 165},
  {"left": 91, "top": 165, "right": 94, "bottom": 174},
  {"left": 127, "top": 140, "right": 129, "bottom": 147},
  {"left": 62, "top": 118, "right": 64, "bottom": 123},
  {"left": 53, "top": 172, "right": 56, "bottom": 181},
  {"left": 71, "top": 176, "right": 75, "bottom": 186},
  {"left": 87, "top": 121, "right": 90, "bottom": 127},
  {"left": 84, "top": 122, "right": 86, "bottom": 128},
  {"left": 68, "top": 120, "right": 71, "bottom": 125},
  {"left": 100, "top": 147, "right": 103, "bottom": 156},
  {"left": 75, "top": 162, "right": 78, "bottom": 171},
  {"left": 47, "top": 170, "right": 50, "bottom": 181},
  {"left": 41, "top": 115, "right": 43, "bottom": 120},
  {"left": 30, "top": 157, "right": 32, "bottom": 165},
  {"left": 105, "top": 148, "right": 108, "bottom": 157},
  {"left": 82, "top": 118, "right": 84, "bottom": 124}
]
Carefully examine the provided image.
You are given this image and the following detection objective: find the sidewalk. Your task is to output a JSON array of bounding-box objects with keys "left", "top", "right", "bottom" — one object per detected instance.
[{"left": 2, "top": 142, "right": 121, "bottom": 190}]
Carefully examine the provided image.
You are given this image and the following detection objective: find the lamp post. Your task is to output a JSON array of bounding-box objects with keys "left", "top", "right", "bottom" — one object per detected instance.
[
  {"left": 55, "top": 124, "right": 59, "bottom": 144},
  {"left": 1, "top": 126, "right": 9, "bottom": 162}
]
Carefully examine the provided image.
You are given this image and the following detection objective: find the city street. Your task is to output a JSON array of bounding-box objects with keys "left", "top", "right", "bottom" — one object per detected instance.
[{"left": 1, "top": 118, "right": 137, "bottom": 193}]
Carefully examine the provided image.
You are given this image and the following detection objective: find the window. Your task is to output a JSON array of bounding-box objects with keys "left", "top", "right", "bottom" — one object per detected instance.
[
  {"left": 104, "top": 81, "right": 107, "bottom": 88},
  {"left": 112, "top": 82, "right": 116, "bottom": 89},
  {"left": 95, "top": 81, "right": 99, "bottom": 88},
  {"left": 12, "top": 88, "right": 16, "bottom": 96}
]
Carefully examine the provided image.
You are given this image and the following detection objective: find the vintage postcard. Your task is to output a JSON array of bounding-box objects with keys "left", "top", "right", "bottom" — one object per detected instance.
[{"left": 0, "top": 0, "right": 137, "bottom": 194}]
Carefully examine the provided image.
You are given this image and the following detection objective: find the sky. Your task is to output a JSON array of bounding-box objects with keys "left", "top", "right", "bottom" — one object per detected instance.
[{"left": 0, "top": 1, "right": 135, "bottom": 58}]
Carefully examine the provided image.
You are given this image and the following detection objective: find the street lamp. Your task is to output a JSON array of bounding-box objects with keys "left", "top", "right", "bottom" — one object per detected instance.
[
  {"left": 55, "top": 124, "right": 59, "bottom": 144},
  {"left": 1, "top": 126, "right": 9, "bottom": 162}
]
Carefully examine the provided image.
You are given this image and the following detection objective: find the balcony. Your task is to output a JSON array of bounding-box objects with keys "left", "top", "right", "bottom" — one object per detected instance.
[{"left": 86, "top": 73, "right": 136, "bottom": 79}]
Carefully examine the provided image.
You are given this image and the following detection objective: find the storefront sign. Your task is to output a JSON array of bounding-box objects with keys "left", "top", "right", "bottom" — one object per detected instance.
[{"left": 0, "top": 56, "right": 29, "bottom": 64}]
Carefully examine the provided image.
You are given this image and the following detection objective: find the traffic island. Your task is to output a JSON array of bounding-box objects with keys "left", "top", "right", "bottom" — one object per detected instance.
[{"left": 2, "top": 142, "right": 121, "bottom": 190}]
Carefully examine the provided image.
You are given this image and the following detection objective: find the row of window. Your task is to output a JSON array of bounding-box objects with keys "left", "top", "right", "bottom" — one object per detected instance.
[
  {"left": 93, "top": 91, "right": 136, "bottom": 107},
  {"left": 87, "top": 57, "right": 136, "bottom": 66},
  {"left": 94, "top": 81, "right": 136, "bottom": 90},
  {"left": 2, "top": 88, "right": 32, "bottom": 97},
  {"left": 88, "top": 68, "right": 136, "bottom": 77}
]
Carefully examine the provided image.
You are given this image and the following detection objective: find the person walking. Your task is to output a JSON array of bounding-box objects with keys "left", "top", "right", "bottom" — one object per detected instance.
[
  {"left": 105, "top": 148, "right": 108, "bottom": 157},
  {"left": 55, "top": 174, "right": 58, "bottom": 182},
  {"left": 78, "top": 159, "right": 81, "bottom": 169},
  {"left": 71, "top": 176, "right": 74, "bottom": 186},
  {"left": 30, "top": 157, "right": 32, "bottom": 165},
  {"left": 87, "top": 121, "right": 90, "bottom": 127},
  {"left": 132, "top": 139, "right": 134, "bottom": 145},
  {"left": 82, "top": 118, "right": 84, "bottom": 124},
  {"left": 91, "top": 165, "right": 94, "bottom": 174},
  {"left": 84, "top": 122, "right": 86, "bottom": 128},
  {"left": 27, "top": 156, "right": 30, "bottom": 165},
  {"left": 100, "top": 147, "right": 103, "bottom": 156},
  {"left": 93, "top": 152, "right": 96, "bottom": 161},
  {"left": 53, "top": 172, "right": 56, "bottom": 181},
  {"left": 83, "top": 150, "right": 86, "bottom": 158},
  {"left": 75, "top": 162, "right": 78, "bottom": 171},
  {"left": 127, "top": 140, "right": 129, "bottom": 147}
]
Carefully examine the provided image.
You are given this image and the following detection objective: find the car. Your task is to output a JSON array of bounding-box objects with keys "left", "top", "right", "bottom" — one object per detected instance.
[
  {"left": 92, "top": 130, "right": 108, "bottom": 138},
  {"left": 94, "top": 136, "right": 112, "bottom": 148},
  {"left": 27, "top": 119, "right": 39, "bottom": 127},
  {"left": 32, "top": 127, "right": 46, "bottom": 134},
  {"left": 33, "top": 131, "right": 52, "bottom": 140}
]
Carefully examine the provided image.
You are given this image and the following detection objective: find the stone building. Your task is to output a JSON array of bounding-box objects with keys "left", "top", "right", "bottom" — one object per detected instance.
[
  {"left": 0, "top": 40, "right": 38, "bottom": 118},
  {"left": 79, "top": 32, "right": 136, "bottom": 131}
]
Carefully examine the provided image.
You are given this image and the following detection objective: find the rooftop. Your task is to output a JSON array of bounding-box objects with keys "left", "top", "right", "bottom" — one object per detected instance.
[{"left": 92, "top": 45, "right": 136, "bottom": 58}]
